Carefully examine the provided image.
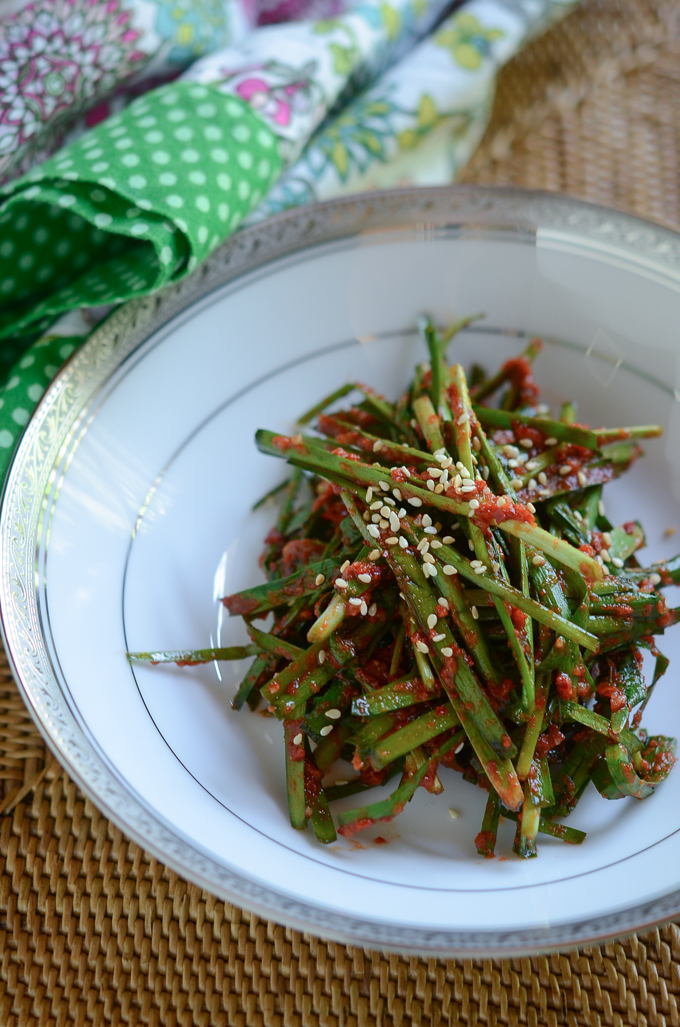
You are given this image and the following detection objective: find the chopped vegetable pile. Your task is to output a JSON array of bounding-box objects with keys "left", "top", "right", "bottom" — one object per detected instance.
[{"left": 131, "top": 317, "right": 679, "bottom": 858}]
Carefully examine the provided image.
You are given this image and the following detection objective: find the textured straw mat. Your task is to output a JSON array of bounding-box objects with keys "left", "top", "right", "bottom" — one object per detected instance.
[{"left": 3, "top": 0, "right": 680, "bottom": 1023}]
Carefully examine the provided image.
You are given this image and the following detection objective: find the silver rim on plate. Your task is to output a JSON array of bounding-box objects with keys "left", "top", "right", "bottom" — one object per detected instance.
[{"left": 3, "top": 185, "right": 680, "bottom": 956}]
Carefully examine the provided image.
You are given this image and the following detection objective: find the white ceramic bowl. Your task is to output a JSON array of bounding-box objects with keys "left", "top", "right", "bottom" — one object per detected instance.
[{"left": 3, "top": 187, "right": 680, "bottom": 956}]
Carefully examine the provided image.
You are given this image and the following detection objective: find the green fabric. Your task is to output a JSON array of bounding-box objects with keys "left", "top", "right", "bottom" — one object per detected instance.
[
  {"left": 0, "top": 82, "right": 282, "bottom": 340},
  {"left": 0, "top": 334, "right": 83, "bottom": 466}
]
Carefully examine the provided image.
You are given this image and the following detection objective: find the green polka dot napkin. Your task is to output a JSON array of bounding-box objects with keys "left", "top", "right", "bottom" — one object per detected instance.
[{"left": 0, "top": 82, "right": 281, "bottom": 340}]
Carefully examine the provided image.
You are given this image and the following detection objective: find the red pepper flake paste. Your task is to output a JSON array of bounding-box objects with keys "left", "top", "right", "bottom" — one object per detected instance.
[
  {"left": 280, "top": 538, "right": 326, "bottom": 577},
  {"left": 555, "top": 672, "right": 575, "bottom": 701},
  {"left": 535, "top": 724, "right": 565, "bottom": 758},
  {"left": 511, "top": 420, "right": 544, "bottom": 450},
  {"left": 500, "top": 348, "right": 541, "bottom": 405},
  {"left": 471, "top": 495, "right": 536, "bottom": 531},
  {"left": 596, "top": 681, "right": 627, "bottom": 712},
  {"left": 509, "top": 607, "right": 527, "bottom": 633},
  {"left": 474, "top": 830, "right": 496, "bottom": 859},
  {"left": 391, "top": 465, "right": 418, "bottom": 482},
  {"left": 487, "top": 677, "right": 516, "bottom": 708},
  {"left": 332, "top": 446, "right": 362, "bottom": 462},
  {"left": 374, "top": 836, "right": 389, "bottom": 845}
]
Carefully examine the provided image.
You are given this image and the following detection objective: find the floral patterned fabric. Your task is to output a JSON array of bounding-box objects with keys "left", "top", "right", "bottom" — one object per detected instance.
[
  {"left": 246, "top": 0, "right": 579, "bottom": 218},
  {"left": 0, "top": 0, "right": 255, "bottom": 184}
]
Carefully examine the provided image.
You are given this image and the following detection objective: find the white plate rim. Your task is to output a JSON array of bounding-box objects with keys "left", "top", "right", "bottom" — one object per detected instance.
[{"left": 4, "top": 185, "right": 680, "bottom": 956}]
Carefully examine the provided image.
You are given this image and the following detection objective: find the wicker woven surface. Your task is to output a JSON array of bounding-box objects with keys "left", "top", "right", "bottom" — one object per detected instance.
[{"left": 3, "top": 0, "right": 680, "bottom": 1022}]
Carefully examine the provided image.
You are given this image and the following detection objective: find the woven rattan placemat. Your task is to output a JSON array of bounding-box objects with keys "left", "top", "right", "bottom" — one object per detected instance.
[{"left": 3, "top": 0, "right": 680, "bottom": 1021}]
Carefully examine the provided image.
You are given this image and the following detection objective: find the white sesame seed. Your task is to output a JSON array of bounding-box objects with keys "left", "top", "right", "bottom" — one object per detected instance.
[
  {"left": 399, "top": 592, "right": 405, "bottom": 599},
  {"left": 601, "top": 548, "right": 611, "bottom": 562},
  {"left": 528, "top": 479, "right": 537, "bottom": 491},
  {"left": 598, "top": 500, "right": 605, "bottom": 517},
  {"left": 417, "top": 538, "right": 429, "bottom": 553},
  {"left": 422, "top": 514, "right": 432, "bottom": 527},
  {"left": 532, "top": 555, "right": 546, "bottom": 566},
  {"left": 470, "top": 559, "right": 483, "bottom": 568},
  {"left": 427, "top": 613, "right": 438, "bottom": 629},
  {"left": 471, "top": 606, "right": 479, "bottom": 619},
  {"left": 540, "top": 488, "right": 551, "bottom": 497},
  {"left": 318, "top": 650, "right": 326, "bottom": 664},
  {"left": 433, "top": 483, "right": 443, "bottom": 494},
  {"left": 461, "top": 484, "right": 476, "bottom": 494},
  {"left": 424, "top": 526, "right": 438, "bottom": 535},
  {"left": 379, "top": 480, "right": 390, "bottom": 492},
  {"left": 519, "top": 438, "right": 533, "bottom": 448},
  {"left": 320, "top": 725, "right": 333, "bottom": 737},
  {"left": 433, "top": 632, "right": 446, "bottom": 642},
  {"left": 544, "top": 437, "right": 558, "bottom": 447},
  {"left": 293, "top": 733, "right": 303, "bottom": 745},
  {"left": 602, "top": 532, "right": 612, "bottom": 547},
  {"left": 538, "top": 472, "right": 548, "bottom": 486},
  {"left": 453, "top": 474, "right": 462, "bottom": 490},
  {"left": 438, "top": 597, "right": 450, "bottom": 609},
  {"left": 525, "top": 460, "right": 538, "bottom": 471},
  {"left": 468, "top": 539, "right": 475, "bottom": 551},
  {"left": 457, "top": 412, "right": 469, "bottom": 425},
  {"left": 454, "top": 742, "right": 465, "bottom": 754},
  {"left": 423, "top": 553, "right": 435, "bottom": 564},
  {"left": 510, "top": 478, "right": 523, "bottom": 489},
  {"left": 430, "top": 539, "right": 442, "bottom": 549},
  {"left": 428, "top": 565, "right": 438, "bottom": 576},
  {"left": 315, "top": 574, "right": 325, "bottom": 586},
  {"left": 577, "top": 471, "right": 587, "bottom": 487},
  {"left": 365, "top": 488, "right": 373, "bottom": 502},
  {"left": 427, "top": 479, "right": 435, "bottom": 491},
  {"left": 360, "top": 600, "right": 368, "bottom": 615},
  {"left": 385, "top": 537, "right": 399, "bottom": 546},
  {"left": 496, "top": 497, "right": 506, "bottom": 508},
  {"left": 443, "top": 565, "right": 457, "bottom": 576},
  {"left": 472, "top": 437, "right": 481, "bottom": 451},
  {"left": 380, "top": 505, "right": 390, "bottom": 517},
  {"left": 335, "top": 578, "right": 348, "bottom": 589},
  {"left": 372, "top": 439, "right": 383, "bottom": 452},
  {"left": 422, "top": 563, "right": 433, "bottom": 577},
  {"left": 442, "top": 536, "right": 455, "bottom": 545},
  {"left": 408, "top": 497, "right": 422, "bottom": 507},
  {"left": 650, "top": 573, "right": 661, "bottom": 585},
  {"left": 415, "top": 640, "right": 429, "bottom": 653},
  {"left": 371, "top": 514, "right": 381, "bottom": 524},
  {"left": 379, "top": 518, "right": 389, "bottom": 529},
  {"left": 389, "top": 512, "right": 400, "bottom": 532},
  {"left": 368, "top": 549, "right": 380, "bottom": 561},
  {"left": 363, "top": 511, "right": 371, "bottom": 522},
  {"left": 559, "top": 465, "right": 572, "bottom": 476},
  {"left": 482, "top": 465, "right": 490, "bottom": 480},
  {"left": 503, "top": 445, "right": 519, "bottom": 458},
  {"left": 367, "top": 524, "right": 380, "bottom": 538},
  {"left": 393, "top": 488, "right": 402, "bottom": 501},
  {"left": 612, "top": 556, "right": 624, "bottom": 568},
  {"left": 349, "top": 597, "right": 362, "bottom": 606},
  {"left": 399, "top": 537, "right": 408, "bottom": 549},
  {"left": 428, "top": 467, "right": 442, "bottom": 478},
  {"left": 326, "top": 709, "right": 341, "bottom": 720},
  {"left": 398, "top": 508, "right": 406, "bottom": 518},
  {"left": 341, "top": 560, "right": 350, "bottom": 573},
  {"left": 596, "top": 554, "right": 604, "bottom": 566},
  {"left": 358, "top": 573, "right": 372, "bottom": 583},
  {"left": 527, "top": 503, "right": 536, "bottom": 513},
  {"left": 508, "top": 459, "right": 518, "bottom": 469},
  {"left": 441, "top": 647, "right": 453, "bottom": 657}
]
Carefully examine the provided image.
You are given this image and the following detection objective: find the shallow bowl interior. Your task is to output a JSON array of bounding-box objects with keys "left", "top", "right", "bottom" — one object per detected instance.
[{"left": 4, "top": 187, "right": 680, "bottom": 955}]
